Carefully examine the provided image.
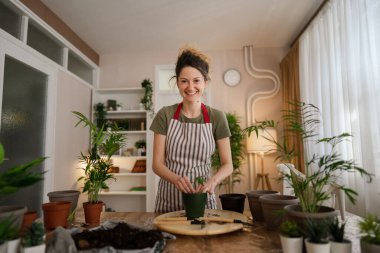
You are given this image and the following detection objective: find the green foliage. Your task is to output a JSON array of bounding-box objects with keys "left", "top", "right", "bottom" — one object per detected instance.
[
  {"left": 280, "top": 220, "right": 302, "bottom": 238},
  {"left": 22, "top": 221, "right": 45, "bottom": 247},
  {"left": 141, "top": 79, "right": 154, "bottom": 115},
  {"left": 194, "top": 176, "right": 205, "bottom": 188},
  {"left": 94, "top": 103, "right": 107, "bottom": 129},
  {"left": 328, "top": 218, "right": 346, "bottom": 242},
  {"left": 359, "top": 214, "right": 380, "bottom": 245},
  {"left": 134, "top": 139, "right": 146, "bottom": 149},
  {"left": 0, "top": 216, "right": 18, "bottom": 243},
  {"left": 303, "top": 219, "right": 329, "bottom": 243},
  {"left": 73, "top": 111, "right": 126, "bottom": 203},
  {"left": 212, "top": 112, "right": 244, "bottom": 193},
  {"left": 244, "top": 101, "right": 373, "bottom": 213}
]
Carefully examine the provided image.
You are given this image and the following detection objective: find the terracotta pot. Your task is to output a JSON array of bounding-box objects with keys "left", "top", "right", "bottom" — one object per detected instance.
[
  {"left": 182, "top": 193, "right": 207, "bottom": 219},
  {"left": 284, "top": 204, "right": 338, "bottom": 230},
  {"left": 83, "top": 201, "right": 103, "bottom": 225},
  {"left": 47, "top": 190, "right": 80, "bottom": 214},
  {"left": 259, "top": 194, "right": 298, "bottom": 230},
  {"left": 42, "top": 201, "right": 71, "bottom": 231},
  {"left": 219, "top": 193, "right": 246, "bottom": 213},
  {"left": 246, "top": 190, "right": 279, "bottom": 221},
  {"left": 20, "top": 211, "right": 38, "bottom": 235},
  {"left": 0, "top": 205, "right": 27, "bottom": 230}
]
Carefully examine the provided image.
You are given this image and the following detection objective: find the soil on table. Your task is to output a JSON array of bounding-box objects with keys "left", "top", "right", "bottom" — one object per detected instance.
[{"left": 72, "top": 222, "right": 164, "bottom": 250}]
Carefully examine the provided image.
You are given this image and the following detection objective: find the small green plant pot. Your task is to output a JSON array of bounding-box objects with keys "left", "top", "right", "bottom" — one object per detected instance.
[{"left": 182, "top": 193, "right": 207, "bottom": 219}]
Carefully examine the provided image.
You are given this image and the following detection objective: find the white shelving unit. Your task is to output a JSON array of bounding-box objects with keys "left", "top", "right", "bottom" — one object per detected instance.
[{"left": 92, "top": 87, "right": 152, "bottom": 212}]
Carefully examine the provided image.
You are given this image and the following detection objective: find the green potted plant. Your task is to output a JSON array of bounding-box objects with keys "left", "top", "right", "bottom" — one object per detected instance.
[
  {"left": 21, "top": 221, "right": 45, "bottom": 253},
  {"left": 212, "top": 112, "right": 246, "bottom": 213},
  {"left": 73, "top": 111, "right": 126, "bottom": 225},
  {"left": 359, "top": 214, "right": 380, "bottom": 253},
  {"left": 328, "top": 217, "right": 351, "bottom": 253},
  {"left": 244, "top": 102, "right": 373, "bottom": 221},
  {"left": 303, "top": 218, "right": 330, "bottom": 253},
  {"left": 0, "top": 143, "right": 45, "bottom": 250},
  {"left": 182, "top": 177, "right": 207, "bottom": 219},
  {"left": 134, "top": 139, "right": 146, "bottom": 156},
  {"left": 140, "top": 79, "right": 154, "bottom": 116},
  {"left": 94, "top": 102, "right": 107, "bottom": 129},
  {"left": 279, "top": 220, "right": 303, "bottom": 253}
]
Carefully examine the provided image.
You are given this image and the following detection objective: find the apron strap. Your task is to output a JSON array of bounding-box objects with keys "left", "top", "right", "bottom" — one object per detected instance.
[{"left": 173, "top": 102, "right": 210, "bottom": 123}]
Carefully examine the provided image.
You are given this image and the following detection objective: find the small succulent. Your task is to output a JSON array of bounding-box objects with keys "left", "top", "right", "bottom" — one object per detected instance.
[
  {"left": 22, "top": 221, "right": 45, "bottom": 247},
  {"left": 280, "top": 220, "right": 302, "bottom": 238},
  {"left": 329, "top": 217, "right": 346, "bottom": 242}
]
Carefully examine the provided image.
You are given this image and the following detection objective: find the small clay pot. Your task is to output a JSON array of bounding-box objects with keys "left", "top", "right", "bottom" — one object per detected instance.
[
  {"left": 42, "top": 201, "right": 71, "bottom": 231},
  {"left": 83, "top": 201, "right": 104, "bottom": 225},
  {"left": 47, "top": 190, "right": 80, "bottom": 214},
  {"left": 20, "top": 211, "right": 38, "bottom": 235},
  {"left": 182, "top": 193, "right": 207, "bottom": 219},
  {"left": 219, "top": 193, "right": 246, "bottom": 213}
]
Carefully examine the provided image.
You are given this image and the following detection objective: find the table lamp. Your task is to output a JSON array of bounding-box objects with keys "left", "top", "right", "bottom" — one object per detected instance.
[{"left": 247, "top": 128, "right": 277, "bottom": 190}]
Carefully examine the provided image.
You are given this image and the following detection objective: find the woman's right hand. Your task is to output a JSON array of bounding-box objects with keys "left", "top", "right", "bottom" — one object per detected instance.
[{"left": 174, "top": 176, "right": 195, "bottom": 193}]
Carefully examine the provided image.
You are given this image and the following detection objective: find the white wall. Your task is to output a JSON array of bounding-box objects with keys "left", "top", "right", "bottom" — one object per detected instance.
[{"left": 99, "top": 47, "right": 287, "bottom": 210}]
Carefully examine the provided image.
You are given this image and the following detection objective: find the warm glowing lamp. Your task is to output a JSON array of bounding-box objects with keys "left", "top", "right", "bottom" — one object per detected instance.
[{"left": 247, "top": 128, "right": 277, "bottom": 190}]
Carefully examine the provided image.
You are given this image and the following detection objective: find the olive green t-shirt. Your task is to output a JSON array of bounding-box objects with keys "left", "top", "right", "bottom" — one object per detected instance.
[{"left": 150, "top": 104, "right": 231, "bottom": 140}]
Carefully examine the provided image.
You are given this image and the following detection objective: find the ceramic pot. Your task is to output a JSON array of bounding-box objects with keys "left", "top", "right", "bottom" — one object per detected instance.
[
  {"left": 21, "top": 244, "right": 46, "bottom": 253},
  {"left": 7, "top": 238, "right": 20, "bottom": 253},
  {"left": 219, "top": 194, "right": 246, "bottom": 213},
  {"left": 360, "top": 239, "right": 380, "bottom": 253},
  {"left": 259, "top": 194, "right": 298, "bottom": 230},
  {"left": 284, "top": 204, "right": 338, "bottom": 229},
  {"left": 246, "top": 190, "right": 279, "bottom": 221},
  {"left": 47, "top": 190, "right": 80, "bottom": 214},
  {"left": 0, "top": 205, "right": 27, "bottom": 230},
  {"left": 42, "top": 201, "right": 71, "bottom": 231},
  {"left": 329, "top": 239, "right": 352, "bottom": 253},
  {"left": 83, "top": 201, "right": 103, "bottom": 225},
  {"left": 280, "top": 235, "right": 303, "bottom": 253},
  {"left": 21, "top": 211, "right": 38, "bottom": 235},
  {"left": 182, "top": 193, "right": 207, "bottom": 219},
  {"left": 305, "top": 238, "right": 330, "bottom": 253}
]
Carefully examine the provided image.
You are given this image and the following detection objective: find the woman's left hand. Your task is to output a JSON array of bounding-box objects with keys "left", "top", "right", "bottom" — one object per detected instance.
[{"left": 197, "top": 177, "right": 218, "bottom": 194}]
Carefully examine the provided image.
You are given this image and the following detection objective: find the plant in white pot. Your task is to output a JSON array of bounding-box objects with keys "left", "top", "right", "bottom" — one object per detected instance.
[
  {"left": 21, "top": 221, "right": 45, "bottom": 253},
  {"left": 359, "top": 214, "right": 380, "bottom": 253},
  {"left": 73, "top": 111, "right": 125, "bottom": 225},
  {"left": 279, "top": 220, "right": 303, "bottom": 253},
  {"left": 244, "top": 102, "right": 373, "bottom": 222},
  {"left": 303, "top": 219, "right": 330, "bottom": 253},
  {"left": 328, "top": 217, "right": 351, "bottom": 253}
]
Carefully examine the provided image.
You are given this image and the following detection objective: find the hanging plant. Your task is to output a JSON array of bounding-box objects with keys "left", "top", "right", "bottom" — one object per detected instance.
[{"left": 141, "top": 79, "right": 154, "bottom": 116}]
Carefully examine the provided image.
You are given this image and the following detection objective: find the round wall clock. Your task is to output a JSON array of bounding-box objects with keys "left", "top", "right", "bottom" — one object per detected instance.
[{"left": 223, "top": 69, "right": 241, "bottom": 87}]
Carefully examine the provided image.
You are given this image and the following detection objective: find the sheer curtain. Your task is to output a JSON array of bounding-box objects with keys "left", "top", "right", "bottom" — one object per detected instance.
[{"left": 299, "top": 0, "right": 380, "bottom": 217}]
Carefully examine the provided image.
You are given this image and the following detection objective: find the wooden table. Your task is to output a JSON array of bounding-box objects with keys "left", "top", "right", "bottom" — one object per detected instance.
[{"left": 75, "top": 211, "right": 362, "bottom": 253}]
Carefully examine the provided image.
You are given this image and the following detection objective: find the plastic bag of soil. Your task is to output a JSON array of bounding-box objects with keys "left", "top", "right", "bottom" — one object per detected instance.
[{"left": 46, "top": 221, "right": 175, "bottom": 253}]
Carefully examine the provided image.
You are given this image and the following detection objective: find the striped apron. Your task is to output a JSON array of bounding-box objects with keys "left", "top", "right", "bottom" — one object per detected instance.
[{"left": 155, "top": 102, "right": 217, "bottom": 212}]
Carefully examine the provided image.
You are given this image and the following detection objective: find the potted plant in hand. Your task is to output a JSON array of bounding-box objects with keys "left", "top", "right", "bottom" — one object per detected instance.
[
  {"left": 303, "top": 218, "right": 330, "bottom": 253},
  {"left": 244, "top": 102, "right": 373, "bottom": 223},
  {"left": 359, "top": 214, "right": 380, "bottom": 253},
  {"left": 279, "top": 220, "right": 303, "bottom": 253},
  {"left": 328, "top": 217, "right": 351, "bottom": 253},
  {"left": 73, "top": 111, "right": 125, "bottom": 225},
  {"left": 212, "top": 112, "right": 246, "bottom": 213},
  {"left": 182, "top": 177, "right": 207, "bottom": 219},
  {"left": 21, "top": 221, "right": 45, "bottom": 253}
]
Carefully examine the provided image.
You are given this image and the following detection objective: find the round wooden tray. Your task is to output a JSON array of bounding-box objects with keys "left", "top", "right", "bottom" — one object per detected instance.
[{"left": 154, "top": 209, "right": 248, "bottom": 236}]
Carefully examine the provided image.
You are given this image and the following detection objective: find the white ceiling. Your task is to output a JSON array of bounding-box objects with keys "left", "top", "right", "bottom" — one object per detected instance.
[{"left": 40, "top": 0, "right": 323, "bottom": 54}]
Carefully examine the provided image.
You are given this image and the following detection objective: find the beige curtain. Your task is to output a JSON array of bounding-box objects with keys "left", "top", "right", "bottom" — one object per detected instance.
[{"left": 279, "top": 42, "right": 305, "bottom": 173}]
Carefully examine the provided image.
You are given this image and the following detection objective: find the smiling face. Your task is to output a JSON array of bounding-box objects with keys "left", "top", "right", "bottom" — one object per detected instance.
[{"left": 177, "top": 66, "right": 207, "bottom": 103}]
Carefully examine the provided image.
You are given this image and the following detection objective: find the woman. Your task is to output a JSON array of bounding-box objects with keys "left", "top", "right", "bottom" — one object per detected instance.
[{"left": 150, "top": 47, "right": 233, "bottom": 212}]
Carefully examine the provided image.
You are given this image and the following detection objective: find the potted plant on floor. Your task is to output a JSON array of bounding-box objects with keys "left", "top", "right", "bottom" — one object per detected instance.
[
  {"left": 359, "top": 214, "right": 380, "bottom": 253},
  {"left": 212, "top": 112, "right": 245, "bottom": 213},
  {"left": 182, "top": 177, "right": 207, "bottom": 219},
  {"left": 0, "top": 143, "right": 45, "bottom": 251},
  {"left": 279, "top": 220, "right": 303, "bottom": 253},
  {"left": 73, "top": 111, "right": 125, "bottom": 225},
  {"left": 328, "top": 217, "right": 351, "bottom": 253},
  {"left": 303, "top": 218, "right": 330, "bottom": 253},
  {"left": 21, "top": 221, "right": 45, "bottom": 253},
  {"left": 244, "top": 102, "right": 373, "bottom": 223}
]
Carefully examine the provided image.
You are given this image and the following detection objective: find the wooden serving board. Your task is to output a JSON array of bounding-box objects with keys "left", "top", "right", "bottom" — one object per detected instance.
[{"left": 154, "top": 209, "right": 248, "bottom": 236}]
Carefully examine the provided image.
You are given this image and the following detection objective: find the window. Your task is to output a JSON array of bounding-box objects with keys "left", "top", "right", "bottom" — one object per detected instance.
[
  {"left": 68, "top": 50, "right": 93, "bottom": 84},
  {"left": 0, "top": 1, "right": 21, "bottom": 39}
]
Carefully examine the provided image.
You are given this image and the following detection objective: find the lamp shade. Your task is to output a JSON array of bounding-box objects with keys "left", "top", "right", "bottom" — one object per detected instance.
[{"left": 246, "top": 128, "right": 277, "bottom": 154}]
